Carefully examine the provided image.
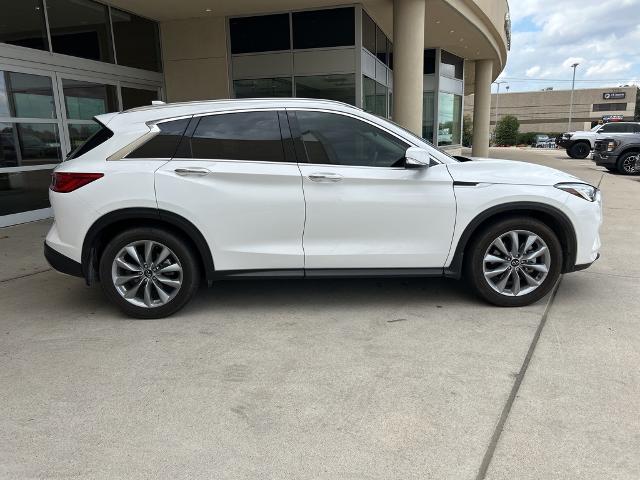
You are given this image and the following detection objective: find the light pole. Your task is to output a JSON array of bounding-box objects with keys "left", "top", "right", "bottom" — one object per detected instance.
[
  {"left": 493, "top": 81, "right": 508, "bottom": 139},
  {"left": 568, "top": 63, "right": 579, "bottom": 131}
]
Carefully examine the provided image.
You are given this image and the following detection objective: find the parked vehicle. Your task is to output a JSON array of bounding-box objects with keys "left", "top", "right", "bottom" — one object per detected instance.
[
  {"left": 532, "top": 135, "right": 556, "bottom": 149},
  {"left": 593, "top": 133, "right": 640, "bottom": 174},
  {"left": 557, "top": 122, "right": 640, "bottom": 159},
  {"left": 45, "top": 99, "right": 602, "bottom": 318}
]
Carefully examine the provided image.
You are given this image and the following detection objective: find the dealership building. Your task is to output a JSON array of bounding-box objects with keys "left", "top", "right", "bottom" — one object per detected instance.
[
  {"left": 464, "top": 86, "right": 640, "bottom": 135},
  {"left": 0, "top": 0, "right": 510, "bottom": 227}
]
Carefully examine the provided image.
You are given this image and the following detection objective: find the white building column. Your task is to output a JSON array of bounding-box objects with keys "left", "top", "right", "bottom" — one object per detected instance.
[
  {"left": 471, "top": 59, "right": 494, "bottom": 157},
  {"left": 392, "top": 0, "right": 425, "bottom": 136}
]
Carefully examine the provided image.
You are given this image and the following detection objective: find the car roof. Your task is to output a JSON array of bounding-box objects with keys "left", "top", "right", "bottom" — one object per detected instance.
[{"left": 97, "top": 98, "right": 364, "bottom": 131}]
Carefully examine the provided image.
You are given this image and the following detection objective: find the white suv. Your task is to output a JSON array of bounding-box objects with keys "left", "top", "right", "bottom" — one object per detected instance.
[{"left": 45, "top": 99, "right": 602, "bottom": 318}]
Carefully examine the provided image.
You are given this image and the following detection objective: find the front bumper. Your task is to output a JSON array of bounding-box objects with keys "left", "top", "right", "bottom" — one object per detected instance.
[
  {"left": 557, "top": 138, "right": 571, "bottom": 148},
  {"left": 592, "top": 151, "right": 618, "bottom": 167},
  {"left": 44, "top": 242, "right": 83, "bottom": 278}
]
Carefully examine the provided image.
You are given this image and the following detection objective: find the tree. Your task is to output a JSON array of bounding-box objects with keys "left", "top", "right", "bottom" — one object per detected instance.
[
  {"left": 494, "top": 115, "right": 520, "bottom": 146},
  {"left": 635, "top": 87, "right": 640, "bottom": 121},
  {"left": 462, "top": 115, "right": 473, "bottom": 147}
]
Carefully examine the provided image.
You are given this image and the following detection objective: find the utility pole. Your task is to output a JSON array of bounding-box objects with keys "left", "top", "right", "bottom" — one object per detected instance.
[
  {"left": 568, "top": 63, "right": 579, "bottom": 131},
  {"left": 493, "top": 81, "right": 508, "bottom": 139},
  {"left": 493, "top": 81, "right": 508, "bottom": 124}
]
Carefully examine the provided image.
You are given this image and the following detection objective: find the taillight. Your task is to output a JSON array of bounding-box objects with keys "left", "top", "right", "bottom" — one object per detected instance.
[{"left": 51, "top": 172, "right": 104, "bottom": 193}]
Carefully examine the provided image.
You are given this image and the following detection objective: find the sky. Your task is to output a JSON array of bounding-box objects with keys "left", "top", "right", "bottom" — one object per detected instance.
[{"left": 496, "top": 0, "right": 640, "bottom": 93}]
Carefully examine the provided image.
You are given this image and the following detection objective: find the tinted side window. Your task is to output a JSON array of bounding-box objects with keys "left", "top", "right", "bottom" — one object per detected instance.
[
  {"left": 634, "top": 124, "right": 640, "bottom": 133},
  {"left": 127, "top": 118, "right": 190, "bottom": 158},
  {"left": 292, "top": 8, "right": 355, "bottom": 49},
  {"left": 67, "top": 123, "right": 113, "bottom": 159},
  {"left": 295, "top": 111, "right": 408, "bottom": 167},
  {"left": 229, "top": 14, "right": 291, "bottom": 54},
  {"left": 191, "top": 111, "right": 285, "bottom": 162}
]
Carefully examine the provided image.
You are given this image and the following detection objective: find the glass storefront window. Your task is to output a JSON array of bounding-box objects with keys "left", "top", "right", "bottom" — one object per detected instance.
[
  {"left": 0, "top": 0, "right": 49, "bottom": 51},
  {"left": 362, "top": 11, "right": 376, "bottom": 54},
  {"left": 423, "top": 92, "right": 435, "bottom": 141},
  {"left": 292, "top": 8, "right": 355, "bottom": 49},
  {"left": 438, "top": 92, "right": 462, "bottom": 146},
  {"left": 0, "top": 71, "right": 56, "bottom": 119},
  {"left": 295, "top": 74, "right": 355, "bottom": 105},
  {"left": 61, "top": 79, "right": 118, "bottom": 120},
  {"left": 233, "top": 78, "right": 293, "bottom": 98},
  {"left": 0, "top": 169, "right": 53, "bottom": 216},
  {"left": 440, "top": 51, "right": 464, "bottom": 80},
  {"left": 121, "top": 87, "right": 158, "bottom": 110},
  {"left": 46, "top": 0, "right": 114, "bottom": 63},
  {"left": 363, "top": 76, "right": 376, "bottom": 114},
  {"left": 424, "top": 50, "right": 436, "bottom": 75},
  {"left": 0, "top": 122, "right": 62, "bottom": 168},
  {"left": 229, "top": 14, "right": 291, "bottom": 54},
  {"left": 111, "top": 8, "right": 162, "bottom": 72},
  {"left": 375, "top": 82, "right": 388, "bottom": 117},
  {"left": 376, "top": 27, "right": 388, "bottom": 64}
]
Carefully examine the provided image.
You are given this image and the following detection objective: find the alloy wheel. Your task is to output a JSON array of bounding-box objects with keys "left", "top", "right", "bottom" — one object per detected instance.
[
  {"left": 482, "top": 230, "right": 551, "bottom": 297},
  {"left": 111, "top": 240, "right": 183, "bottom": 308},
  {"left": 623, "top": 154, "right": 640, "bottom": 174}
]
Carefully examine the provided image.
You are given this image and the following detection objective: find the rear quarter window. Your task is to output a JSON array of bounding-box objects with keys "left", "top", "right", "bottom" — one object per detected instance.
[
  {"left": 67, "top": 122, "right": 113, "bottom": 159},
  {"left": 126, "top": 118, "right": 191, "bottom": 159}
]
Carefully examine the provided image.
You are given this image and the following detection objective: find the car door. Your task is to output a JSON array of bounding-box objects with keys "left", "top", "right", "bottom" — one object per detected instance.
[
  {"left": 155, "top": 110, "right": 305, "bottom": 273},
  {"left": 289, "top": 109, "right": 456, "bottom": 271}
]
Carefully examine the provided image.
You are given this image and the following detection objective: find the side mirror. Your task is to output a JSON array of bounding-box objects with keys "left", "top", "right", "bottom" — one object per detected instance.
[{"left": 405, "top": 147, "right": 429, "bottom": 169}]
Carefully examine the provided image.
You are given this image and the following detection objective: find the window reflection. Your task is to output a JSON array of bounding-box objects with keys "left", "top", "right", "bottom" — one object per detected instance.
[
  {"left": 0, "top": 122, "right": 62, "bottom": 168},
  {"left": 423, "top": 92, "right": 435, "bottom": 141},
  {"left": 47, "top": 0, "right": 114, "bottom": 63},
  {"left": 295, "top": 74, "right": 355, "bottom": 106},
  {"left": 233, "top": 78, "right": 293, "bottom": 98},
  {"left": 0, "top": 169, "right": 52, "bottom": 216},
  {"left": 438, "top": 92, "right": 462, "bottom": 146},
  {"left": 0, "top": 71, "right": 56, "bottom": 119},
  {"left": 111, "top": 8, "right": 162, "bottom": 72},
  {"left": 121, "top": 87, "right": 158, "bottom": 110},
  {"left": 62, "top": 79, "right": 118, "bottom": 120},
  {"left": 0, "top": 0, "right": 48, "bottom": 51}
]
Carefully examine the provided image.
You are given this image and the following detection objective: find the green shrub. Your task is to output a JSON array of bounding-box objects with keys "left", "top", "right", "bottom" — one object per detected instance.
[
  {"left": 462, "top": 115, "right": 473, "bottom": 147},
  {"left": 494, "top": 115, "right": 520, "bottom": 146}
]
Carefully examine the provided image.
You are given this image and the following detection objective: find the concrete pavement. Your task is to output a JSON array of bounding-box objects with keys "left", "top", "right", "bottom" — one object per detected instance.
[{"left": 1, "top": 148, "right": 638, "bottom": 479}]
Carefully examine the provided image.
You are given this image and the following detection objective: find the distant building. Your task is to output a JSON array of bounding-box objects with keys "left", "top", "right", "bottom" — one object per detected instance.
[{"left": 464, "top": 86, "right": 639, "bottom": 134}]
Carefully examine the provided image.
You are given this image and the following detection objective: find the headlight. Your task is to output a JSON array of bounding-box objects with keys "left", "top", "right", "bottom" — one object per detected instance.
[
  {"left": 606, "top": 140, "right": 619, "bottom": 152},
  {"left": 555, "top": 182, "right": 598, "bottom": 202}
]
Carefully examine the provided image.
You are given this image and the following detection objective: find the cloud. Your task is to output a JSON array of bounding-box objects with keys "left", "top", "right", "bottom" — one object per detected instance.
[
  {"left": 526, "top": 66, "right": 541, "bottom": 77},
  {"left": 503, "top": 0, "right": 640, "bottom": 92}
]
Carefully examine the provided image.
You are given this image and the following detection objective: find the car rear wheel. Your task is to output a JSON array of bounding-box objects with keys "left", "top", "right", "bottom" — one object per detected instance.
[
  {"left": 616, "top": 151, "right": 640, "bottom": 175},
  {"left": 568, "top": 142, "right": 590, "bottom": 159},
  {"left": 99, "top": 227, "right": 200, "bottom": 318},
  {"left": 466, "top": 218, "right": 562, "bottom": 307}
]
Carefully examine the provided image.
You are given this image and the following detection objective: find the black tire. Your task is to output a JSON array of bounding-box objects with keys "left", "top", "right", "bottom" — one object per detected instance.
[
  {"left": 99, "top": 227, "right": 200, "bottom": 319},
  {"left": 616, "top": 151, "right": 640, "bottom": 175},
  {"left": 568, "top": 142, "right": 591, "bottom": 159},
  {"left": 465, "top": 217, "right": 563, "bottom": 307}
]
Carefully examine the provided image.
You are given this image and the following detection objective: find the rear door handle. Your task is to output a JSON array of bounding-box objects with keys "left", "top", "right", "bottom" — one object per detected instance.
[
  {"left": 174, "top": 167, "right": 210, "bottom": 176},
  {"left": 308, "top": 173, "right": 343, "bottom": 182}
]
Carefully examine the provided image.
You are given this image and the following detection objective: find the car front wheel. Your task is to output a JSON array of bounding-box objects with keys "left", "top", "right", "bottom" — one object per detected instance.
[
  {"left": 568, "top": 142, "right": 590, "bottom": 159},
  {"left": 617, "top": 151, "right": 640, "bottom": 175},
  {"left": 99, "top": 227, "right": 200, "bottom": 318},
  {"left": 466, "top": 218, "right": 562, "bottom": 307}
]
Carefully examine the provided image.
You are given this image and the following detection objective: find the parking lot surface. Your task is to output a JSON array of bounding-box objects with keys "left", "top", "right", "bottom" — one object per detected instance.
[{"left": 1, "top": 148, "right": 639, "bottom": 479}]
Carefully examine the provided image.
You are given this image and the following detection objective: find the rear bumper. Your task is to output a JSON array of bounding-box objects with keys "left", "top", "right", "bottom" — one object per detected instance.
[{"left": 44, "top": 242, "right": 83, "bottom": 278}]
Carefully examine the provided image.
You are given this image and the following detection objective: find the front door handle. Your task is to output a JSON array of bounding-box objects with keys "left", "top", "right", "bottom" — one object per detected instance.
[
  {"left": 174, "top": 167, "right": 210, "bottom": 176},
  {"left": 308, "top": 173, "right": 343, "bottom": 182}
]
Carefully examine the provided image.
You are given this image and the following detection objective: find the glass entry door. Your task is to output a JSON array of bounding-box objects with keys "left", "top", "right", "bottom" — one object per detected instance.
[
  {"left": 0, "top": 65, "right": 66, "bottom": 227},
  {"left": 0, "top": 65, "right": 161, "bottom": 227}
]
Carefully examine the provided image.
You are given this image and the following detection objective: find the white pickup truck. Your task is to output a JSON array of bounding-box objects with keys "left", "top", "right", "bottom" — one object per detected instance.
[{"left": 557, "top": 122, "right": 640, "bottom": 158}]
